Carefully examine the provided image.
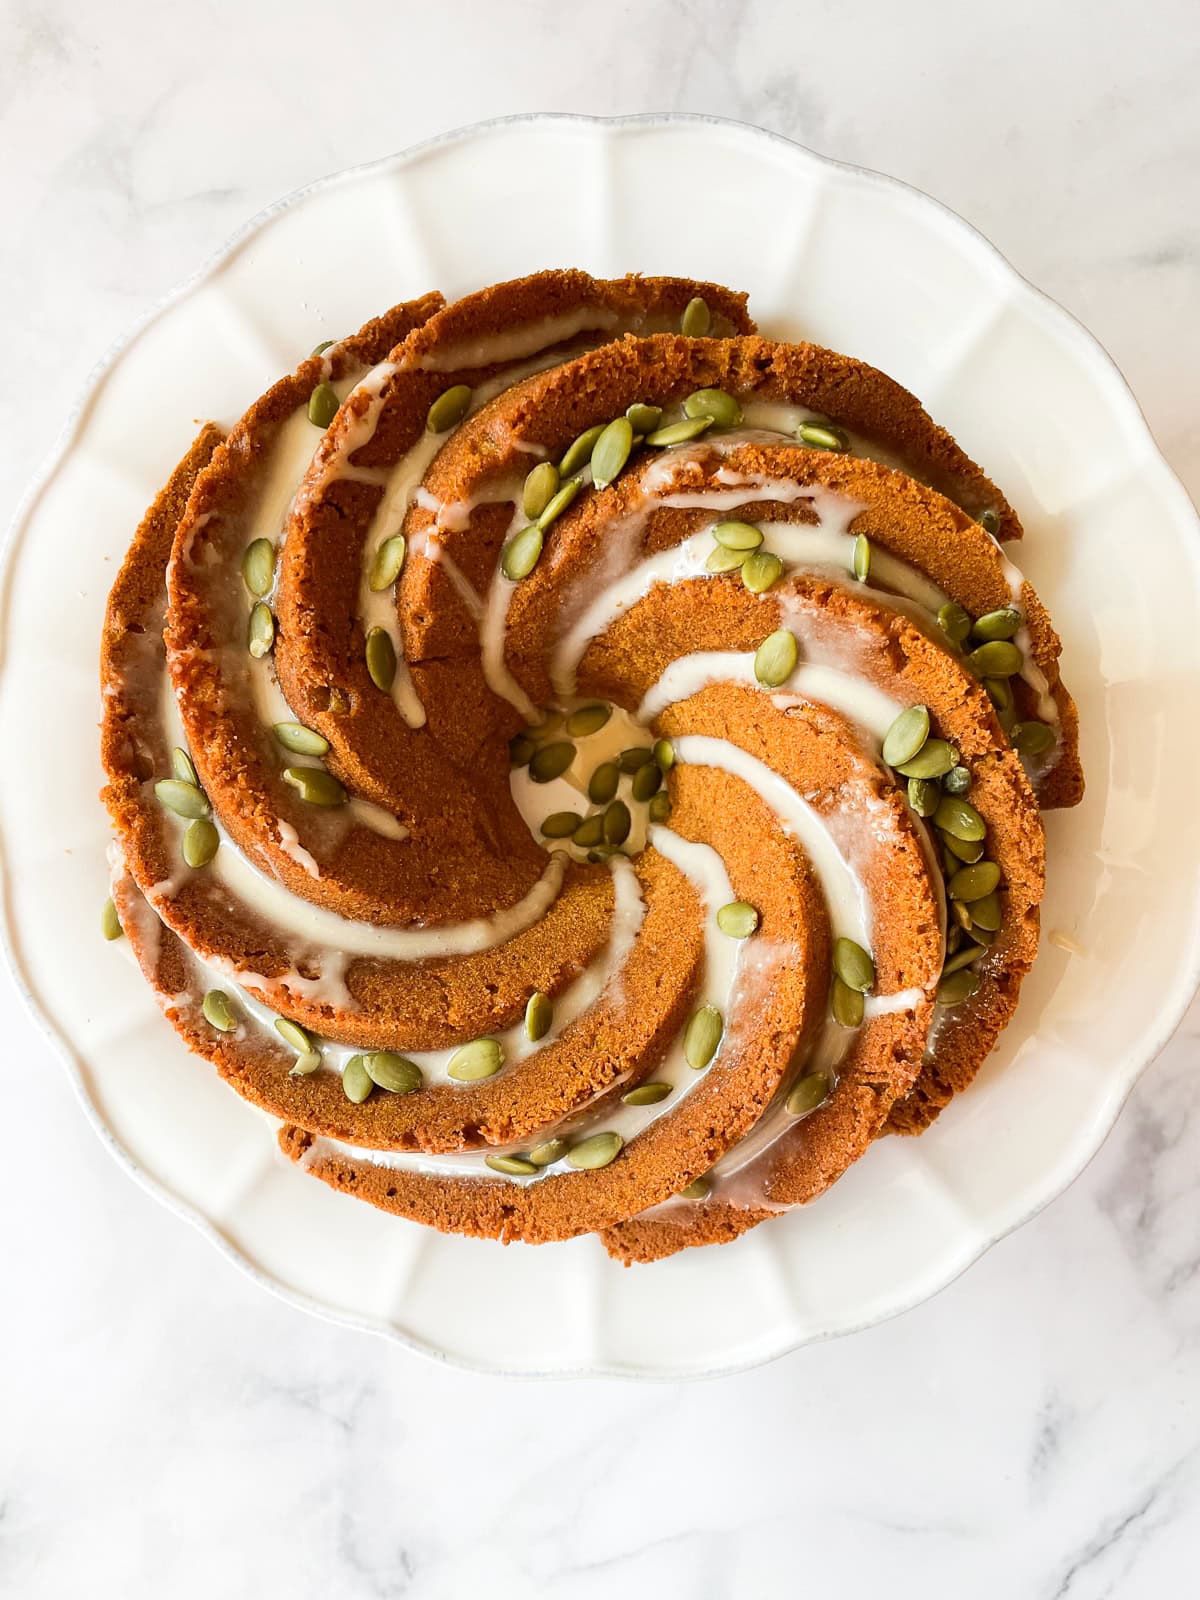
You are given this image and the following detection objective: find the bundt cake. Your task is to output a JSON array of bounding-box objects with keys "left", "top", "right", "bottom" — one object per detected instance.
[{"left": 99, "top": 269, "right": 1081, "bottom": 1265}]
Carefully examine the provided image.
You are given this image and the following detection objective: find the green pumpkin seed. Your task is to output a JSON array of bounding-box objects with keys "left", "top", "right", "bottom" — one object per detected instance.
[
  {"left": 942, "top": 830, "right": 985, "bottom": 864},
  {"left": 684, "top": 1004, "right": 723, "bottom": 1069},
  {"left": 626, "top": 403, "right": 662, "bottom": 433},
  {"left": 529, "top": 1138, "right": 568, "bottom": 1167},
  {"left": 717, "top": 900, "right": 759, "bottom": 939},
  {"left": 426, "top": 384, "right": 472, "bottom": 433},
  {"left": 567, "top": 1131, "right": 624, "bottom": 1170},
  {"left": 525, "top": 991, "right": 553, "bottom": 1041},
  {"left": 182, "top": 817, "right": 219, "bottom": 868},
  {"left": 936, "top": 968, "right": 981, "bottom": 1006},
  {"left": 832, "top": 978, "right": 865, "bottom": 1027},
  {"left": 907, "top": 777, "right": 940, "bottom": 817},
  {"left": 622, "top": 1081, "right": 671, "bottom": 1106},
  {"left": 741, "top": 550, "right": 784, "bottom": 593},
  {"left": 369, "top": 535, "right": 407, "bottom": 592},
  {"left": 795, "top": 421, "right": 848, "bottom": 451},
  {"left": 966, "top": 923, "right": 996, "bottom": 948},
  {"left": 290, "top": 1051, "right": 322, "bottom": 1077},
  {"left": 101, "top": 896, "right": 122, "bottom": 941},
  {"left": 754, "top": 628, "right": 798, "bottom": 687},
  {"left": 241, "top": 537, "right": 275, "bottom": 598},
  {"left": 275, "top": 1017, "right": 314, "bottom": 1055},
  {"left": 273, "top": 721, "right": 330, "bottom": 756},
  {"left": 707, "top": 544, "right": 750, "bottom": 573},
  {"left": 937, "top": 601, "right": 972, "bottom": 647},
  {"left": 834, "top": 937, "right": 876, "bottom": 993},
  {"left": 486, "top": 1154, "right": 537, "bottom": 1177},
  {"left": 951, "top": 899, "right": 974, "bottom": 930},
  {"left": 521, "top": 461, "right": 560, "bottom": 521},
  {"left": 934, "top": 794, "right": 986, "bottom": 842},
  {"left": 603, "top": 800, "right": 632, "bottom": 845},
  {"left": 882, "top": 704, "right": 930, "bottom": 768},
  {"left": 365, "top": 1051, "right": 423, "bottom": 1095},
  {"left": 942, "top": 945, "right": 982, "bottom": 977},
  {"left": 501, "top": 525, "right": 544, "bottom": 581},
  {"left": 654, "top": 739, "right": 674, "bottom": 772},
  {"left": 996, "top": 700, "right": 1018, "bottom": 735},
  {"left": 311, "top": 339, "right": 335, "bottom": 357},
  {"left": 968, "top": 640, "right": 1023, "bottom": 678},
  {"left": 202, "top": 990, "right": 238, "bottom": 1033},
  {"left": 282, "top": 766, "right": 347, "bottom": 806},
  {"left": 680, "top": 296, "right": 711, "bottom": 336},
  {"left": 342, "top": 1055, "right": 374, "bottom": 1103},
  {"left": 947, "top": 860, "right": 1001, "bottom": 902},
  {"left": 574, "top": 814, "right": 605, "bottom": 847},
  {"left": 524, "top": 1145, "right": 566, "bottom": 1171},
  {"left": 971, "top": 607, "right": 1022, "bottom": 642},
  {"left": 154, "top": 778, "right": 210, "bottom": 819},
  {"left": 631, "top": 763, "right": 662, "bottom": 802},
  {"left": 984, "top": 676, "right": 1013, "bottom": 712},
  {"left": 969, "top": 890, "right": 1002, "bottom": 931},
  {"left": 541, "top": 811, "right": 582, "bottom": 838},
  {"left": 529, "top": 740, "right": 576, "bottom": 783},
  {"left": 1013, "top": 720, "right": 1056, "bottom": 757},
  {"left": 946, "top": 923, "right": 964, "bottom": 955},
  {"left": 680, "top": 1177, "right": 710, "bottom": 1200},
  {"left": 978, "top": 509, "right": 1001, "bottom": 536},
  {"left": 944, "top": 765, "right": 972, "bottom": 795},
  {"left": 590, "top": 417, "right": 634, "bottom": 490},
  {"left": 786, "top": 1070, "right": 831, "bottom": 1117},
  {"left": 362, "top": 628, "right": 395, "bottom": 692},
  {"left": 618, "top": 746, "right": 654, "bottom": 772},
  {"left": 852, "top": 533, "right": 871, "bottom": 582},
  {"left": 559, "top": 422, "right": 607, "bottom": 476},
  {"left": 648, "top": 792, "right": 672, "bottom": 823},
  {"left": 247, "top": 601, "right": 275, "bottom": 658},
  {"left": 447, "top": 1037, "right": 504, "bottom": 1081},
  {"left": 587, "top": 762, "right": 620, "bottom": 804},
  {"left": 537, "top": 476, "right": 581, "bottom": 530},
  {"left": 713, "top": 519, "right": 763, "bottom": 551},
  {"left": 566, "top": 703, "right": 611, "bottom": 738},
  {"left": 897, "top": 738, "right": 958, "bottom": 780},
  {"left": 645, "top": 417, "right": 713, "bottom": 447},
  {"left": 684, "top": 388, "right": 743, "bottom": 428},
  {"left": 307, "top": 382, "right": 339, "bottom": 428},
  {"left": 172, "top": 747, "right": 199, "bottom": 786}
]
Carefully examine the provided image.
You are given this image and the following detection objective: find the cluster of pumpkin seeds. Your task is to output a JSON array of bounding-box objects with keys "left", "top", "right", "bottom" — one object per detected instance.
[
  {"left": 936, "top": 594, "right": 1054, "bottom": 758},
  {"left": 510, "top": 703, "right": 674, "bottom": 862},
  {"left": 484, "top": 1127, "right": 625, "bottom": 1177},
  {"left": 705, "top": 517, "right": 785, "bottom": 595},
  {"left": 154, "top": 747, "right": 220, "bottom": 868},
  {"left": 881, "top": 702, "right": 1003, "bottom": 1006},
  {"left": 831, "top": 936, "right": 876, "bottom": 1028},
  {"left": 241, "top": 535, "right": 278, "bottom": 662},
  {"left": 342, "top": 1049, "right": 424, "bottom": 1103},
  {"left": 500, "top": 381, "right": 750, "bottom": 587}
]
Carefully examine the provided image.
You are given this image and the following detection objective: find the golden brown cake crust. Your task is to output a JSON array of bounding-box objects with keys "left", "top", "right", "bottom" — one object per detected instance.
[
  {"left": 101, "top": 278, "right": 1074, "bottom": 1261},
  {"left": 395, "top": 338, "right": 1079, "bottom": 809}
]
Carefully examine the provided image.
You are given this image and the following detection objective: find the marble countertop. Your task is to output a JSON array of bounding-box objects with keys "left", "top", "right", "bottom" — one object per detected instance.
[{"left": 3, "top": 1, "right": 1198, "bottom": 1594}]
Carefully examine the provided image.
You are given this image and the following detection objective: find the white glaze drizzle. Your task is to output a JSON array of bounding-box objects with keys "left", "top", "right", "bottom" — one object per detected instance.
[
  {"left": 672, "top": 735, "right": 872, "bottom": 947},
  {"left": 639, "top": 652, "right": 902, "bottom": 744}
]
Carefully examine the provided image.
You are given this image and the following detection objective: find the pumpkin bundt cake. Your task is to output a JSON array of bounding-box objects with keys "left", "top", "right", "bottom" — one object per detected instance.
[{"left": 99, "top": 270, "right": 1080, "bottom": 1264}]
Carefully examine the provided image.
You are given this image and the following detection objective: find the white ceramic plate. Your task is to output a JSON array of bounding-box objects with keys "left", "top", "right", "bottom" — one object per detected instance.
[{"left": 3, "top": 114, "right": 1198, "bottom": 1379}]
